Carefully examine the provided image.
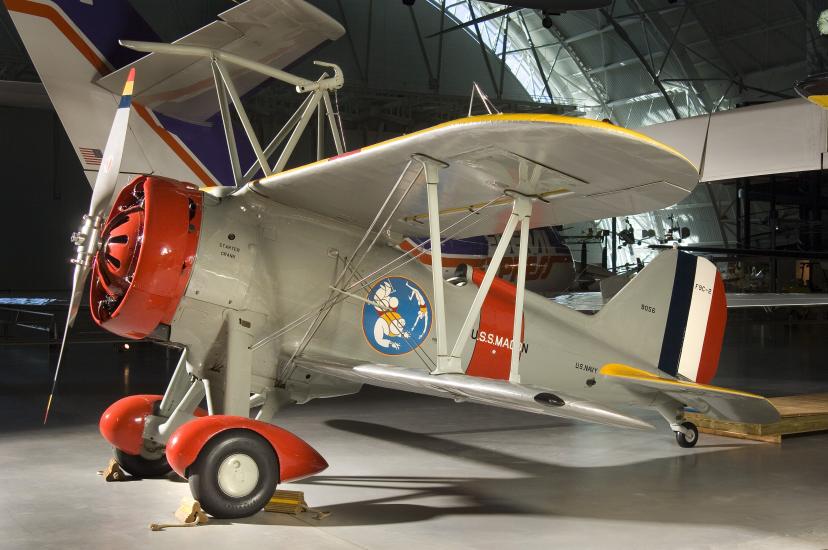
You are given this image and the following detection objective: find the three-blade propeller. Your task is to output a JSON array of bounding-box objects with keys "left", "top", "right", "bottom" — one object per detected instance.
[{"left": 44, "top": 68, "right": 136, "bottom": 424}]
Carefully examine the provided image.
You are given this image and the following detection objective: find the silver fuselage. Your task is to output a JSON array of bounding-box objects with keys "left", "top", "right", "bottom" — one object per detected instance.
[{"left": 169, "top": 190, "right": 647, "bottom": 411}]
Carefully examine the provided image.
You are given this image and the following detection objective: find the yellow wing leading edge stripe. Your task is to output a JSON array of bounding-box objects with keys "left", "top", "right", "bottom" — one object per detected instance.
[
  {"left": 600, "top": 363, "right": 767, "bottom": 400},
  {"left": 252, "top": 113, "right": 698, "bottom": 187}
]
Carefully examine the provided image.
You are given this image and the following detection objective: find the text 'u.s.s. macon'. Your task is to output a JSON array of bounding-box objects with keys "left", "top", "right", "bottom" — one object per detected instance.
[{"left": 470, "top": 329, "right": 529, "bottom": 353}]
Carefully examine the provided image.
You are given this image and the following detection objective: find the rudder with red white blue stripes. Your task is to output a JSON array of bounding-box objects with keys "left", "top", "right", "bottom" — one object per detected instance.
[
  {"left": 657, "top": 251, "right": 727, "bottom": 384},
  {"left": 595, "top": 249, "right": 727, "bottom": 385}
]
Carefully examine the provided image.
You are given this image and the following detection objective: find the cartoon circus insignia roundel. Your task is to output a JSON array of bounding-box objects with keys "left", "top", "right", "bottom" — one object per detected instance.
[{"left": 362, "top": 277, "right": 432, "bottom": 355}]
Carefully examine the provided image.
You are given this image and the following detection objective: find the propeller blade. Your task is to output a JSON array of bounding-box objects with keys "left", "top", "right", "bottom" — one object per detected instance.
[
  {"left": 427, "top": 6, "right": 519, "bottom": 38},
  {"left": 89, "top": 66, "right": 135, "bottom": 218},
  {"left": 44, "top": 244, "right": 91, "bottom": 424},
  {"left": 66, "top": 258, "right": 90, "bottom": 329},
  {"left": 44, "top": 67, "right": 136, "bottom": 425},
  {"left": 44, "top": 318, "right": 72, "bottom": 424}
]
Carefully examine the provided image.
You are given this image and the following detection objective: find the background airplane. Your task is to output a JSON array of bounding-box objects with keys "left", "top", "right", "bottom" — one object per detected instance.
[
  {"left": 403, "top": 0, "right": 613, "bottom": 34},
  {"left": 401, "top": 227, "right": 579, "bottom": 294}
]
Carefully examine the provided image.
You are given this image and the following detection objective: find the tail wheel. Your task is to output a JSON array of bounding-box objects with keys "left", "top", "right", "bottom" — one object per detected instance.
[
  {"left": 188, "top": 430, "right": 278, "bottom": 519},
  {"left": 114, "top": 448, "right": 172, "bottom": 478},
  {"left": 675, "top": 421, "right": 699, "bottom": 448}
]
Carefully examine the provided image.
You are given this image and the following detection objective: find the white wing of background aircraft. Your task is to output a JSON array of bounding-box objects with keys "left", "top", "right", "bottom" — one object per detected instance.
[{"left": 554, "top": 291, "right": 828, "bottom": 312}]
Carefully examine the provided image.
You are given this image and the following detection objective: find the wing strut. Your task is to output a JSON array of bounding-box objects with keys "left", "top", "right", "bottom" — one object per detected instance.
[
  {"left": 413, "top": 155, "right": 454, "bottom": 373},
  {"left": 120, "top": 41, "right": 346, "bottom": 185},
  {"left": 413, "top": 154, "right": 534, "bottom": 377},
  {"left": 509, "top": 196, "right": 531, "bottom": 383},
  {"left": 447, "top": 192, "right": 533, "bottom": 376}
]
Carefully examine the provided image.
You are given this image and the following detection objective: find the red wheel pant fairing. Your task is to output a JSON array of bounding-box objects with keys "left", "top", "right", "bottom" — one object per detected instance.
[{"left": 166, "top": 415, "right": 328, "bottom": 481}]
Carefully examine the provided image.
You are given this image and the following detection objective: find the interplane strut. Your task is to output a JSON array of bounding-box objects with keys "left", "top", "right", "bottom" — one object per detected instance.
[{"left": 414, "top": 154, "right": 534, "bottom": 379}]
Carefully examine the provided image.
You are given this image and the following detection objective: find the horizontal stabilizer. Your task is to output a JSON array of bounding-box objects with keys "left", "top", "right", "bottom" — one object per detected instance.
[
  {"left": 600, "top": 364, "right": 780, "bottom": 424},
  {"left": 306, "top": 362, "right": 654, "bottom": 431}
]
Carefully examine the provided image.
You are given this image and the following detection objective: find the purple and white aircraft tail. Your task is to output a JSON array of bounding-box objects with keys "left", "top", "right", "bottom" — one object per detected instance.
[{"left": 4, "top": 0, "right": 343, "bottom": 189}]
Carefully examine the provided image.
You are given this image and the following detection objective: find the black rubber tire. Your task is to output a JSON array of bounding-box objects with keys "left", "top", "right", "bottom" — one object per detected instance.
[
  {"left": 114, "top": 447, "right": 172, "bottom": 478},
  {"left": 188, "top": 429, "right": 278, "bottom": 519},
  {"left": 675, "top": 421, "right": 699, "bottom": 448}
]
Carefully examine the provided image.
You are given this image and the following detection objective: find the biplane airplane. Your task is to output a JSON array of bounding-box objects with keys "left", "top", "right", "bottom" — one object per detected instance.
[{"left": 7, "top": 0, "right": 780, "bottom": 519}]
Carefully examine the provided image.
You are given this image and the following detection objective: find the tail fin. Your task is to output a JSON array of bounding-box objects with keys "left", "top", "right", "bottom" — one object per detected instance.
[{"left": 595, "top": 249, "right": 727, "bottom": 384}]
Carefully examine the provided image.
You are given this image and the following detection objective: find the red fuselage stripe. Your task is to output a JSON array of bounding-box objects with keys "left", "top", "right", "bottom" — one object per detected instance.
[{"left": 465, "top": 267, "right": 524, "bottom": 380}]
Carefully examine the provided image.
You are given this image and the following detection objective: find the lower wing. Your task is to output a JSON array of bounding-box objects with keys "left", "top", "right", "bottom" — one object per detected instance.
[{"left": 301, "top": 361, "right": 654, "bottom": 431}]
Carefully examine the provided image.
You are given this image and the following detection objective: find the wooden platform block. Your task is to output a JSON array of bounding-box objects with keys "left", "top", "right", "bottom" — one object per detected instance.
[{"left": 686, "top": 392, "right": 828, "bottom": 444}]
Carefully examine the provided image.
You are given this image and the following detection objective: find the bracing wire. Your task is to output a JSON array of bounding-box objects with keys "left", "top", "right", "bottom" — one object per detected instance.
[{"left": 252, "top": 193, "right": 504, "bottom": 364}]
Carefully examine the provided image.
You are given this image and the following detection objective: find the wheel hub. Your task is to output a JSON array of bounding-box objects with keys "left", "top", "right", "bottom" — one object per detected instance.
[{"left": 217, "top": 453, "right": 259, "bottom": 498}]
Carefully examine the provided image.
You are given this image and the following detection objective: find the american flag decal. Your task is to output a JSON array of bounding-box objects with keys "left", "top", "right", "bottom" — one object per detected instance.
[{"left": 79, "top": 147, "right": 103, "bottom": 166}]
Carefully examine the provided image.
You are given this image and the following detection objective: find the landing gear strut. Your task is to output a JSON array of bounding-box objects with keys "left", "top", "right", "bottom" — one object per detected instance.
[{"left": 655, "top": 399, "right": 699, "bottom": 448}]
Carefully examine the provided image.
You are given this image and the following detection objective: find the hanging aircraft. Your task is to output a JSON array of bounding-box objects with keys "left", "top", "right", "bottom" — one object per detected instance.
[
  {"left": 7, "top": 0, "right": 780, "bottom": 520},
  {"left": 406, "top": 0, "right": 613, "bottom": 35}
]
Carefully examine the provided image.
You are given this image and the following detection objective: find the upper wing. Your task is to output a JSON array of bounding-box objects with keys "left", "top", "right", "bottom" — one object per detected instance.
[
  {"left": 600, "top": 364, "right": 780, "bottom": 424},
  {"left": 301, "top": 361, "right": 655, "bottom": 431},
  {"left": 243, "top": 115, "right": 699, "bottom": 238},
  {"left": 96, "top": 0, "right": 344, "bottom": 122}
]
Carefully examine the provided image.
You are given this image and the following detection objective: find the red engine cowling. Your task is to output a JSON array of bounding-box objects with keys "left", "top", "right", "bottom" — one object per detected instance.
[{"left": 90, "top": 176, "right": 202, "bottom": 339}]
